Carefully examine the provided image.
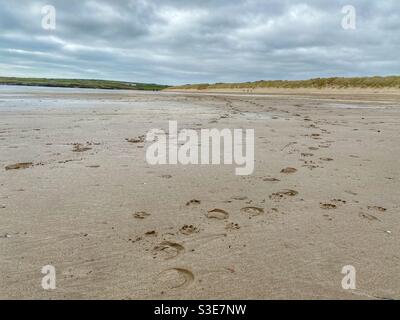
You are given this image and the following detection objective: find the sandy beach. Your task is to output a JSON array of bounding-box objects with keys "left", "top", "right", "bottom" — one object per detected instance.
[{"left": 1, "top": 86, "right": 399, "bottom": 299}]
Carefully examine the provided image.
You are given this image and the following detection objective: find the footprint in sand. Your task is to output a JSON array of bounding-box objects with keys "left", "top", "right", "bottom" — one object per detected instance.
[
  {"left": 206, "top": 209, "right": 229, "bottom": 220},
  {"left": 240, "top": 207, "right": 265, "bottom": 216},
  {"left": 145, "top": 230, "right": 158, "bottom": 237},
  {"left": 72, "top": 143, "right": 92, "bottom": 152},
  {"left": 5, "top": 162, "right": 33, "bottom": 171},
  {"left": 160, "top": 174, "right": 173, "bottom": 179},
  {"left": 368, "top": 206, "right": 387, "bottom": 212},
  {"left": 359, "top": 212, "right": 380, "bottom": 222},
  {"left": 302, "top": 163, "right": 319, "bottom": 170},
  {"left": 281, "top": 167, "right": 297, "bottom": 174},
  {"left": 186, "top": 199, "right": 201, "bottom": 206},
  {"left": 153, "top": 241, "right": 185, "bottom": 260},
  {"left": 320, "top": 203, "right": 337, "bottom": 209},
  {"left": 180, "top": 225, "right": 199, "bottom": 235},
  {"left": 270, "top": 189, "right": 298, "bottom": 200},
  {"left": 128, "top": 236, "right": 143, "bottom": 243},
  {"left": 263, "top": 177, "right": 280, "bottom": 182},
  {"left": 158, "top": 268, "right": 194, "bottom": 289},
  {"left": 320, "top": 157, "right": 334, "bottom": 162},
  {"left": 311, "top": 133, "right": 321, "bottom": 139},
  {"left": 225, "top": 223, "right": 240, "bottom": 231},
  {"left": 134, "top": 211, "right": 151, "bottom": 219},
  {"left": 301, "top": 153, "right": 314, "bottom": 157},
  {"left": 332, "top": 199, "right": 347, "bottom": 204},
  {"left": 126, "top": 135, "right": 145, "bottom": 144},
  {"left": 232, "top": 196, "right": 248, "bottom": 201},
  {"left": 323, "top": 214, "right": 333, "bottom": 221}
]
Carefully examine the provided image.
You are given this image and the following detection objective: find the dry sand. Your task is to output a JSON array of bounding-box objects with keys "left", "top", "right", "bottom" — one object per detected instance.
[
  {"left": 0, "top": 87, "right": 399, "bottom": 299},
  {"left": 166, "top": 86, "right": 400, "bottom": 97}
]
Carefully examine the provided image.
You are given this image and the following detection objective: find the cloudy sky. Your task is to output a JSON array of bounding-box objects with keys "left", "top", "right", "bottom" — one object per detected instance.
[{"left": 0, "top": 0, "right": 399, "bottom": 85}]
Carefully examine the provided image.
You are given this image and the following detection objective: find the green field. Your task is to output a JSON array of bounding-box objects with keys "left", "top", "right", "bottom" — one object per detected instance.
[
  {"left": 0, "top": 77, "right": 169, "bottom": 91},
  {"left": 172, "top": 76, "right": 400, "bottom": 90}
]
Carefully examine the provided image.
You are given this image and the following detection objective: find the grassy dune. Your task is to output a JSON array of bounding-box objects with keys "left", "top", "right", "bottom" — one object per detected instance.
[
  {"left": 0, "top": 77, "right": 169, "bottom": 91},
  {"left": 172, "top": 76, "right": 400, "bottom": 90}
]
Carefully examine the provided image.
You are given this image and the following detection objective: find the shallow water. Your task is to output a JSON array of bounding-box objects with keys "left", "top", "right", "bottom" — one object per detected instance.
[
  {"left": 0, "top": 85, "right": 163, "bottom": 111},
  {"left": 0, "top": 85, "right": 151, "bottom": 95},
  {"left": 0, "top": 85, "right": 221, "bottom": 118}
]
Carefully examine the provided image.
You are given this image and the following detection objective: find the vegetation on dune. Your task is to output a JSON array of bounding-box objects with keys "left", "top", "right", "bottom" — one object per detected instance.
[
  {"left": 0, "top": 77, "right": 169, "bottom": 91},
  {"left": 3, "top": 76, "right": 399, "bottom": 91},
  {"left": 172, "top": 76, "right": 400, "bottom": 90}
]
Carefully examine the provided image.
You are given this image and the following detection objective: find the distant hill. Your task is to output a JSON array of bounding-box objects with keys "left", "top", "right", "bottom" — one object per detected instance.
[
  {"left": 171, "top": 76, "right": 400, "bottom": 90},
  {"left": 0, "top": 77, "right": 169, "bottom": 91}
]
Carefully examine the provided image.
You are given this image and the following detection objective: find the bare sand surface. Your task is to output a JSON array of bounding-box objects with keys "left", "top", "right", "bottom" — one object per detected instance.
[
  {"left": 1, "top": 86, "right": 399, "bottom": 299},
  {"left": 167, "top": 87, "right": 400, "bottom": 98}
]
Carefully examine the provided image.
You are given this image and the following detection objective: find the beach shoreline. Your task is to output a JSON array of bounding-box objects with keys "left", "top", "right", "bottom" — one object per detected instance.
[{"left": 1, "top": 88, "right": 399, "bottom": 299}]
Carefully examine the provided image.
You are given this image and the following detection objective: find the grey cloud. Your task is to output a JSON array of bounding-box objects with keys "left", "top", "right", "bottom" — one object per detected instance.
[{"left": 0, "top": 0, "right": 399, "bottom": 84}]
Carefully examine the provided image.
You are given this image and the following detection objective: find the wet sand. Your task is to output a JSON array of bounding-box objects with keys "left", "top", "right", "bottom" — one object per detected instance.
[{"left": 1, "top": 87, "right": 399, "bottom": 299}]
